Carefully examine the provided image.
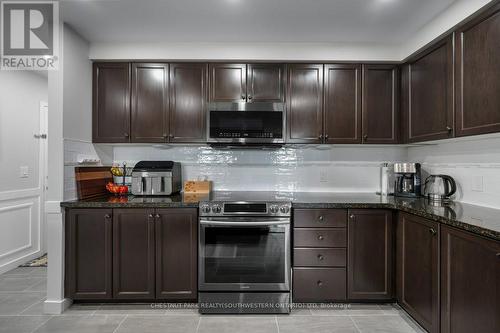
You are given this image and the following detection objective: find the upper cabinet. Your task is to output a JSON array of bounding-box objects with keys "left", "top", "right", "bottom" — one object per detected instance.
[
  {"left": 402, "top": 35, "right": 454, "bottom": 143},
  {"left": 93, "top": 62, "right": 131, "bottom": 143},
  {"left": 455, "top": 3, "right": 500, "bottom": 137},
  {"left": 131, "top": 63, "right": 169, "bottom": 143},
  {"left": 209, "top": 63, "right": 285, "bottom": 103},
  {"left": 324, "top": 64, "right": 362, "bottom": 144},
  {"left": 287, "top": 64, "right": 324, "bottom": 143},
  {"left": 93, "top": 62, "right": 207, "bottom": 144},
  {"left": 362, "top": 65, "right": 399, "bottom": 144},
  {"left": 169, "top": 63, "right": 208, "bottom": 143}
]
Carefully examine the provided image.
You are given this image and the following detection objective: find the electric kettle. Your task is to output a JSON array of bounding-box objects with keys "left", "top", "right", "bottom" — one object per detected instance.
[{"left": 424, "top": 175, "right": 457, "bottom": 203}]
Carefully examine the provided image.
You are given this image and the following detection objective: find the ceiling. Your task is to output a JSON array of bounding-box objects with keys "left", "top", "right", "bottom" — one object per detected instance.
[{"left": 61, "top": 0, "right": 457, "bottom": 44}]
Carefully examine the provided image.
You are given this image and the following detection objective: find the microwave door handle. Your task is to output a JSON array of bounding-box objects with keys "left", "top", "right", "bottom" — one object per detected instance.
[{"left": 199, "top": 219, "right": 289, "bottom": 226}]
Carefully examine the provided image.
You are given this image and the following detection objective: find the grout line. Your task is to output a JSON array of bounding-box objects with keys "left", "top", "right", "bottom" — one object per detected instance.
[
  {"left": 19, "top": 300, "right": 44, "bottom": 315},
  {"left": 195, "top": 315, "right": 202, "bottom": 333},
  {"left": 275, "top": 315, "right": 280, "bottom": 333},
  {"left": 111, "top": 314, "right": 128, "bottom": 333},
  {"left": 29, "top": 314, "right": 53, "bottom": 333}
]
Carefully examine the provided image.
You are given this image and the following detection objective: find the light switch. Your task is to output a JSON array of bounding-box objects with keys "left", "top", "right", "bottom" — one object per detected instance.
[
  {"left": 20, "top": 166, "right": 29, "bottom": 178},
  {"left": 471, "top": 175, "right": 483, "bottom": 192}
]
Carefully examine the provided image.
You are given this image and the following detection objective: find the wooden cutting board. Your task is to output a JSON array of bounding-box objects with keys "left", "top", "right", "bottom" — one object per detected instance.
[{"left": 75, "top": 166, "right": 113, "bottom": 199}]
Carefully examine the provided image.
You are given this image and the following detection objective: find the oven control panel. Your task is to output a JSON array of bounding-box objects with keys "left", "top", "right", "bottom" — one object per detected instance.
[{"left": 199, "top": 201, "right": 291, "bottom": 217}]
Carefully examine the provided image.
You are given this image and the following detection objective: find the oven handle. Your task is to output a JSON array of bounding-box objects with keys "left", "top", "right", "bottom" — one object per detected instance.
[{"left": 199, "top": 219, "right": 290, "bottom": 226}]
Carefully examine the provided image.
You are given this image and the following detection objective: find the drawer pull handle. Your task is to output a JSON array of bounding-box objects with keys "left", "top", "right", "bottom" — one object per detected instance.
[
  {"left": 104, "top": 214, "right": 111, "bottom": 219},
  {"left": 317, "top": 280, "right": 323, "bottom": 287},
  {"left": 429, "top": 228, "right": 437, "bottom": 236},
  {"left": 155, "top": 214, "right": 161, "bottom": 218},
  {"left": 318, "top": 215, "right": 324, "bottom": 222},
  {"left": 148, "top": 214, "right": 154, "bottom": 218},
  {"left": 349, "top": 214, "right": 355, "bottom": 219},
  {"left": 317, "top": 254, "right": 324, "bottom": 261},
  {"left": 317, "top": 235, "right": 324, "bottom": 241},
  {"left": 496, "top": 253, "right": 500, "bottom": 258}
]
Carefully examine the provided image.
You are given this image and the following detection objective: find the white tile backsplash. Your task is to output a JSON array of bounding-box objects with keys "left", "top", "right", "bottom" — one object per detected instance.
[{"left": 113, "top": 145, "right": 407, "bottom": 193}]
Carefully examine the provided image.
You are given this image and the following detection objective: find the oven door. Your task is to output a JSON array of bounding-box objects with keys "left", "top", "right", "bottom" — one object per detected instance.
[
  {"left": 207, "top": 102, "right": 285, "bottom": 144},
  {"left": 199, "top": 217, "right": 290, "bottom": 292}
]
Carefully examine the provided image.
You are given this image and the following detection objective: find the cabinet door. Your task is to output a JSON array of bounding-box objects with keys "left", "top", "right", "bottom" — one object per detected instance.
[
  {"left": 156, "top": 208, "right": 198, "bottom": 300},
  {"left": 324, "top": 64, "right": 362, "bottom": 144},
  {"left": 404, "top": 36, "right": 454, "bottom": 142},
  {"left": 169, "top": 63, "right": 207, "bottom": 143},
  {"left": 441, "top": 226, "right": 500, "bottom": 333},
  {"left": 66, "top": 209, "right": 112, "bottom": 300},
  {"left": 397, "top": 213, "right": 439, "bottom": 333},
  {"left": 92, "top": 62, "right": 131, "bottom": 143},
  {"left": 131, "top": 63, "right": 169, "bottom": 143},
  {"left": 348, "top": 209, "right": 394, "bottom": 300},
  {"left": 362, "top": 65, "right": 399, "bottom": 144},
  {"left": 247, "top": 64, "right": 285, "bottom": 102},
  {"left": 113, "top": 209, "right": 155, "bottom": 299},
  {"left": 455, "top": 4, "right": 500, "bottom": 137},
  {"left": 209, "top": 63, "right": 247, "bottom": 102},
  {"left": 287, "top": 64, "right": 324, "bottom": 143}
]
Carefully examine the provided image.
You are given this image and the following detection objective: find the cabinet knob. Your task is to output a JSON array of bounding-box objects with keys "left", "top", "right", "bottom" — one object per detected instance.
[
  {"left": 155, "top": 214, "right": 161, "bottom": 218},
  {"left": 429, "top": 228, "right": 437, "bottom": 236},
  {"left": 317, "top": 280, "right": 323, "bottom": 287},
  {"left": 350, "top": 214, "right": 355, "bottom": 219},
  {"left": 446, "top": 126, "right": 453, "bottom": 133},
  {"left": 248, "top": 95, "right": 253, "bottom": 100},
  {"left": 169, "top": 134, "right": 174, "bottom": 139},
  {"left": 317, "top": 254, "right": 324, "bottom": 261},
  {"left": 104, "top": 214, "right": 111, "bottom": 219},
  {"left": 163, "top": 134, "right": 168, "bottom": 139},
  {"left": 241, "top": 95, "right": 246, "bottom": 100},
  {"left": 363, "top": 134, "right": 368, "bottom": 141},
  {"left": 318, "top": 215, "right": 324, "bottom": 222},
  {"left": 317, "top": 235, "right": 324, "bottom": 241},
  {"left": 148, "top": 214, "right": 154, "bottom": 218},
  {"left": 324, "top": 134, "right": 329, "bottom": 140},
  {"left": 495, "top": 253, "right": 500, "bottom": 258},
  {"left": 319, "top": 134, "right": 324, "bottom": 140},
  {"left": 124, "top": 133, "right": 129, "bottom": 138}
]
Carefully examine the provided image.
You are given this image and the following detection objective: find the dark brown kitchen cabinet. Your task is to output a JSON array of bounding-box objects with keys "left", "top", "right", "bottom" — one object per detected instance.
[
  {"left": 440, "top": 226, "right": 500, "bottom": 333},
  {"left": 209, "top": 63, "right": 285, "bottom": 103},
  {"left": 169, "top": 63, "right": 208, "bottom": 142},
  {"left": 247, "top": 64, "right": 285, "bottom": 102},
  {"left": 348, "top": 209, "right": 394, "bottom": 300},
  {"left": 113, "top": 209, "right": 155, "bottom": 299},
  {"left": 362, "top": 65, "right": 399, "bottom": 144},
  {"left": 403, "top": 35, "right": 454, "bottom": 143},
  {"left": 397, "top": 213, "right": 440, "bottom": 333},
  {"left": 66, "top": 209, "right": 113, "bottom": 300},
  {"left": 92, "top": 62, "right": 131, "bottom": 143},
  {"left": 455, "top": 3, "right": 500, "bottom": 137},
  {"left": 131, "top": 63, "right": 169, "bottom": 143},
  {"left": 155, "top": 208, "right": 198, "bottom": 300},
  {"left": 209, "top": 63, "right": 247, "bottom": 102},
  {"left": 287, "top": 64, "right": 324, "bottom": 143},
  {"left": 324, "top": 64, "right": 362, "bottom": 143}
]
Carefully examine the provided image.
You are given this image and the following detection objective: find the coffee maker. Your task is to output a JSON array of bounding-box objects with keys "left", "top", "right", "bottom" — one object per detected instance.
[{"left": 393, "top": 163, "right": 422, "bottom": 198}]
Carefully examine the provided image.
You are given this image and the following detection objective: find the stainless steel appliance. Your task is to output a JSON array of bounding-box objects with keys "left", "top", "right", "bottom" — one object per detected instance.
[
  {"left": 207, "top": 102, "right": 285, "bottom": 145},
  {"left": 424, "top": 174, "right": 457, "bottom": 203},
  {"left": 394, "top": 163, "right": 422, "bottom": 198},
  {"left": 198, "top": 200, "right": 292, "bottom": 314},
  {"left": 131, "top": 161, "right": 181, "bottom": 196}
]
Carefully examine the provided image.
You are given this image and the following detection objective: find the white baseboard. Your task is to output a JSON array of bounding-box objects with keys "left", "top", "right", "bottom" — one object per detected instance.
[
  {"left": 0, "top": 250, "right": 43, "bottom": 275},
  {"left": 44, "top": 298, "right": 72, "bottom": 315}
]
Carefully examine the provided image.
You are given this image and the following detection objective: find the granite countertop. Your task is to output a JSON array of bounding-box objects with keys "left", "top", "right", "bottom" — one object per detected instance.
[{"left": 60, "top": 192, "right": 500, "bottom": 241}]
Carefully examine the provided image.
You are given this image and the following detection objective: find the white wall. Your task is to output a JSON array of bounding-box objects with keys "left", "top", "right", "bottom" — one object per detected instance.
[
  {"left": 0, "top": 70, "right": 47, "bottom": 273},
  {"left": 408, "top": 134, "right": 500, "bottom": 209},
  {"left": 113, "top": 145, "right": 408, "bottom": 193}
]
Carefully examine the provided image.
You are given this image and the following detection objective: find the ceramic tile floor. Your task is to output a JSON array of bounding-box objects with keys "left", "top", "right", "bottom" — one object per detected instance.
[{"left": 0, "top": 267, "right": 427, "bottom": 333}]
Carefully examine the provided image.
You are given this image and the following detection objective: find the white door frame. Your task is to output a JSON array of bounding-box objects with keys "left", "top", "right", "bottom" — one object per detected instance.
[{"left": 39, "top": 101, "right": 48, "bottom": 254}]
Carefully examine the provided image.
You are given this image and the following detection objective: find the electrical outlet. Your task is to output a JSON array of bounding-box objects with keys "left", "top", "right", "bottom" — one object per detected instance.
[
  {"left": 19, "top": 166, "right": 29, "bottom": 178},
  {"left": 319, "top": 169, "right": 328, "bottom": 183},
  {"left": 471, "top": 175, "right": 483, "bottom": 192}
]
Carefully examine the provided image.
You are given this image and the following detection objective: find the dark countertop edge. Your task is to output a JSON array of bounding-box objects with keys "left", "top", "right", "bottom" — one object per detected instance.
[{"left": 60, "top": 200, "right": 500, "bottom": 242}]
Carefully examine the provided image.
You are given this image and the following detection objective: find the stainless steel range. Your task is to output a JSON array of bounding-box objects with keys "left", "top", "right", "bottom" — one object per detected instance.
[{"left": 198, "top": 200, "right": 292, "bottom": 314}]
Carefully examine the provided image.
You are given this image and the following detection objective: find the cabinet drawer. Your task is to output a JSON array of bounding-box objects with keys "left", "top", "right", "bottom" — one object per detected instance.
[
  {"left": 294, "top": 209, "right": 347, "bottom": 228},
  {"left": 294, "top": 229, "right": 347, "bottom": 248},
  {"left": 293, "top": 268, "right": 346, "bottom": 301},
  {"left": 294, "top": 248, "right": 346, "bottom": 267}
]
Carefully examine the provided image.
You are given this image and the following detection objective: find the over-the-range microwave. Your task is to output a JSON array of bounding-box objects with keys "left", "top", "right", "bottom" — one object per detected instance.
[{"left": 207, "top": 102, "right": 285, "bottom": 144}]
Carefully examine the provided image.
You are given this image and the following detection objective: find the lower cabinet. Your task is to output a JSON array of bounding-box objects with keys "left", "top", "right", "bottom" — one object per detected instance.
[
  {"left": 440, "top": 226, "right": 500, "bottom": 333},
  {"left": 347, "top": 209, "right": 394, "bottom": 300},
  {"left": 66, "top": 209, "right": 113, "bottom": 299},
  {"left": 65, "top": 207, "right": 198, "bottom": 301},
  {"left": 113, "top": 209, "right": 155, "bottom": 299},
  {"left": 397, "top": 213, "right": 439, "bottom": 333}
]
